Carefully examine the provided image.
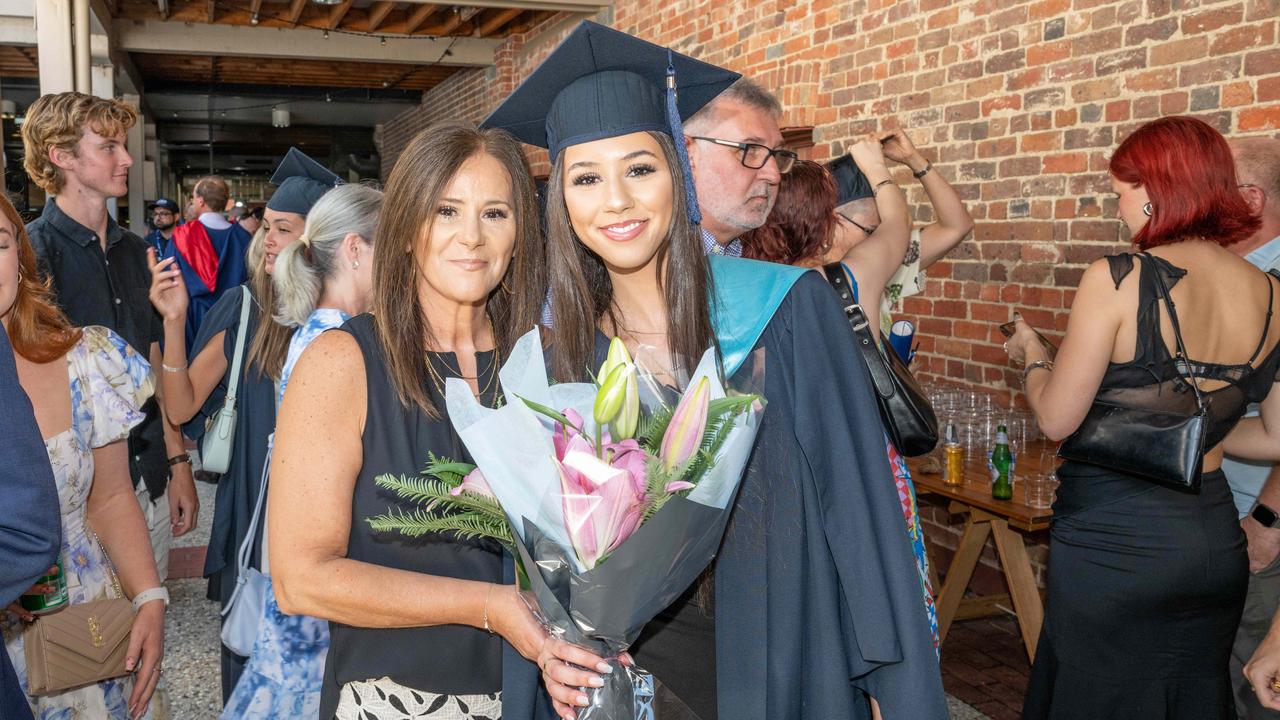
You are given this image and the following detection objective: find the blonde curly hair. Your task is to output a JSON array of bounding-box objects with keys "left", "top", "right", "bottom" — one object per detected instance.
[{"left": 21, "top": 92, "right": 137, "bottom": 195}]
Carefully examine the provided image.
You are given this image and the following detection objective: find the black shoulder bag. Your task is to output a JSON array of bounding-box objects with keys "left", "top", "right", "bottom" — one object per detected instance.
[
  {"left": 823, "top": 263, "right": 939, "bottom": 456},
  {"left": 1058, "top": 253, "right": 1207, "bottom": 491}
]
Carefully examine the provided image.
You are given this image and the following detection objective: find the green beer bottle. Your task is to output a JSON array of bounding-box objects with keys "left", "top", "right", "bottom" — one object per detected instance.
[
  {"left": 20, "top": 557, "right": 69, "bottom": 615},
  {"left": 991, "top": 424, "right": 1013, "bottom": 500}
]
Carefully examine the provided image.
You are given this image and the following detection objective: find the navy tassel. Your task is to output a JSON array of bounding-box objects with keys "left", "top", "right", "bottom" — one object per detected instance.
[{"left": 666, "top": 50, "right": 702, "bottom": 226}]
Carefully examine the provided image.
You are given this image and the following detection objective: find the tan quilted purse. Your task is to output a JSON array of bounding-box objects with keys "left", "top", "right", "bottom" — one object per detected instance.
[{"left": 24, "top": 598, "right": 134, "bottom": 695}]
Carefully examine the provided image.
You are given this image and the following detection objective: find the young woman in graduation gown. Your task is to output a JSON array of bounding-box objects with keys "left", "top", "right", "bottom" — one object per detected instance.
[
  {"left": 148, "top": 147, "right": 341, "bottom": 702},
  {"left": 483, "top": 21, "right": 947, "bottom": 720},
  {"left": 265, "top": 122, "right": 597, "bottom": 720}
]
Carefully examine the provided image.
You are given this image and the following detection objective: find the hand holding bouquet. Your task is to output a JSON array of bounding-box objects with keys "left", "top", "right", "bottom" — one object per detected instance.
[{"left": 368, "top": 329, "right": 764, "bottom": 719}]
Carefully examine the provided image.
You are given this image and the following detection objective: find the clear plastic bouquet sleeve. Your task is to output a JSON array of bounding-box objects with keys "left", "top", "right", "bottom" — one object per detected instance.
[{"left": 445, "top": 328, "right": 764, "bottom": 720}]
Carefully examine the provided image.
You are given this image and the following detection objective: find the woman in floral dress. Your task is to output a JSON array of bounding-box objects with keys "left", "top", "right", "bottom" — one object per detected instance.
[{"left": 0, "top": 194, "right": 169, "bottom": 719}]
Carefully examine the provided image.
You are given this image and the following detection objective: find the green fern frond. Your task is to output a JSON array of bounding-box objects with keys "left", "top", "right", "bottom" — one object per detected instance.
[
  {"left": 366, "top": 508, "right": 513, "bottom": 547},
  {"left": 372, "top": 473, "right": 457, "bottom": 508},
  {"left": 639, "top": 403, "right": 675, "bottom": 450}
]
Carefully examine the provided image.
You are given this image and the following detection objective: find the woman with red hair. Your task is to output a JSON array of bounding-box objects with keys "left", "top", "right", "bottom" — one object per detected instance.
[
  {"left": 0, "top": 192, "right": 168, "bottom": 719},
  {"left": 1004, "top": 116, "right": 1270, "bottom": 719}
]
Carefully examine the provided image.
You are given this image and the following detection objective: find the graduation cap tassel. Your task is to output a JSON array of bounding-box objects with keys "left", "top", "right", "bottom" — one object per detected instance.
[{"left": 666, "top": 51, "right": 703, "bottom": 226}]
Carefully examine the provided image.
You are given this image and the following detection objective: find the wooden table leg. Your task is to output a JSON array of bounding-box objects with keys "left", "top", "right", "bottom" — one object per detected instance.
[
  {"left": 990, "top": 516, "right": 1045, "bottom": 661},
  {"left": 934, "top": 515, "right": 991, "bottom": 643}
]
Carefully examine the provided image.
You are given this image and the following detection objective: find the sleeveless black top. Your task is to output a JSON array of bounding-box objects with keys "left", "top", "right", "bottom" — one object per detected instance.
[
  {"left": 1056, "top": 253, "right": 1280, "bottom": 514},
  {"left": 319, "top": 314, "right": 505, "bottom": 718}
]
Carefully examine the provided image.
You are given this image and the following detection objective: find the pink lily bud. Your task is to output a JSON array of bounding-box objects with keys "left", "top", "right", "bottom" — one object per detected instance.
[
  {"left": 664, "top": 480, "right": 695, "bottom": 493},
  {"left": 660, "top": 376, "right": 710, "bottom": 471},
  {"left": 450, "top": 468, "right": 496, "bottom": 499}
]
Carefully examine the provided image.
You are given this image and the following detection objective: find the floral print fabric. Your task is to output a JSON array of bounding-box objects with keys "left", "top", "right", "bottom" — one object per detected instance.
[
  {"left": 221, "top": 308, "right": 349, "bottom": 719},
  {"left": 1, "top": 326, "right": 169, "bottom": 719}
]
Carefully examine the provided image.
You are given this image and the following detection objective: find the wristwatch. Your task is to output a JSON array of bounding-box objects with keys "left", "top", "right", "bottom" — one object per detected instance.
[{"left": 1252, "top": 503, "right": 1280, "bottom": 529}]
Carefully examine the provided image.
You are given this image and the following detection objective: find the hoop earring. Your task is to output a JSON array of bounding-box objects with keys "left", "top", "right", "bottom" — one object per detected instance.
[
  {"left": 16, "top": 269, "right": 22, "bottom": 283},
  {"left": 1142, "top": 202, "right": 1153, "bottom": 217}
]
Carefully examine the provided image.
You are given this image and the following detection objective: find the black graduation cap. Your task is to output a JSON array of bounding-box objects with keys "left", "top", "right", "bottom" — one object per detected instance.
[
  {"left": 827, "top": 154, "right": 874, "bottom": 206},
  {"left": 481, "top": 21, "right": 740, "bottom": 224},
  {"left": 266, "top": 147, "right": 341, "bottom": 216}
]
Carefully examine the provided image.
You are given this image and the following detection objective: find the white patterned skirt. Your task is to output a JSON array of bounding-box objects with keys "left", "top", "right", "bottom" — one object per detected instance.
[{"left": 336, "top": 677, "right": 500, "bottom": 720}]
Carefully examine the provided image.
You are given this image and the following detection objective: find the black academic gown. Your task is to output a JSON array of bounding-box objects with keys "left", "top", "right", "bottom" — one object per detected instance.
[{"left": 632, "top": 260, "right": 948, "bottom": 720}]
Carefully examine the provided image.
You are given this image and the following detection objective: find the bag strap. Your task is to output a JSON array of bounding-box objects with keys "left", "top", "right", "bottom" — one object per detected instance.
[
  {"left": 823, "top": 263, "right": 895, "bottom": 398},
  {"left": 225, "top": 287, "right": 252, "bottom": 405},
  {"left": 1141, "top": 252, "right": 1206, "bottom": 411}
]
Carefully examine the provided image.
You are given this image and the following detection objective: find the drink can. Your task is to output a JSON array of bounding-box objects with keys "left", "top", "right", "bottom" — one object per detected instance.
[
  {"left": 943, "top": 443, "right": 966, "bottom": 486},
  {"left": 20, "top": 558, "right": 69, "bottom": 615}
]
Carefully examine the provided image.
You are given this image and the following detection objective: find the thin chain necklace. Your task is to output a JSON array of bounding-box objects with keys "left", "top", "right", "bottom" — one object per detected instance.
[{"left": 425, "top": 347, "right": 501, "bottom": 406}]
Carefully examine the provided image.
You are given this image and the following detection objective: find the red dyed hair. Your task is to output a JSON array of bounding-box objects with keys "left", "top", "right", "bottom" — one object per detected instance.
[
  {"left": 742, "top": 160, "right": 837, "bottom": 265},
  {"left": 1110, "top": 115, "right": 1260, "bottom": 250},
  {"left": 1, "top": 194, "right": 81, "bottom": 363}
]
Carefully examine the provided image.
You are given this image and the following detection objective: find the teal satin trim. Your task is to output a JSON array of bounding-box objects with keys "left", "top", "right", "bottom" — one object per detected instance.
[{"left": 708, "top": 255, "right": 808, "bottom": 377}]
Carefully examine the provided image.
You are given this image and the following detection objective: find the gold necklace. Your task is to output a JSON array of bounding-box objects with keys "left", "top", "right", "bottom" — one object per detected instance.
[{"left": 426, "top": 347, "right": 501, "bottom": 405}]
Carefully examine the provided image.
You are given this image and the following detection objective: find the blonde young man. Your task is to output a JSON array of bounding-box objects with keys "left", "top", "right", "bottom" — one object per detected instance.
[{"left": 22, "top": 92, "right": 198, "bottom": 580}]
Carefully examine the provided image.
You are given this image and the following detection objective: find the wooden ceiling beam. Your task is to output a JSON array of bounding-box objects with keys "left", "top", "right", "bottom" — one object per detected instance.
[
  {"left": 426, "top": 9, "right": 467, "bottom": 35},
  {"left": 326, "top": 0, "right": 354, "bottom": 30},
  {"left": 286, "top": 0, "right": 307, "bottom": 26},
  {"left": 477, "top": 8, "right": 522, "bottom": 37},
  {"left": 367, "top": 1, "right": 395, "bottom": 32},
  {"left": 403, "top": 3, "right": 438, "bottom": 33}
]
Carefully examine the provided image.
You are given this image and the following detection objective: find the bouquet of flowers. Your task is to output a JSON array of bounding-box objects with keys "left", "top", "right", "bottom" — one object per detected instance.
[{"left": 368, "top": 328, "right": 764, "bottom": 720}]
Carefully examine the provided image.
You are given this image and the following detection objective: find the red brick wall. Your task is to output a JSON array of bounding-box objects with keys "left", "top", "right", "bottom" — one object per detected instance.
[{"left": 381, "top": 0, "right": 1280, "bottom": 587}]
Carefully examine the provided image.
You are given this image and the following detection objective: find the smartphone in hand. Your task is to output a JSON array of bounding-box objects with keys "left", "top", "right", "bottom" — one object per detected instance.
[{"left": 999, "top": 318, "right": 1059, "bottom": 357}]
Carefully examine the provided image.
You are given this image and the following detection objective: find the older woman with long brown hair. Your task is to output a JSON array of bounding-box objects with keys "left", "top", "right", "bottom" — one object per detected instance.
[
  {"left": 0, "top": 192, "right": 168, "bottom": 719},
  {"left": 266, "top": 121, "right": 588, "bottom": 720}
]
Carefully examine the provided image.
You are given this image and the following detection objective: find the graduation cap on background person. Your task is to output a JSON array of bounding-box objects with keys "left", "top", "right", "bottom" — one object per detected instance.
[
  {"left": 827, "top": 154, "right": 874, "bottom": 206},
  {"left": 266, "top": 147, "right": 342, "bottom": 216},
  {"left": 481, "top": 21, "right": 740, "bottom": 224}
]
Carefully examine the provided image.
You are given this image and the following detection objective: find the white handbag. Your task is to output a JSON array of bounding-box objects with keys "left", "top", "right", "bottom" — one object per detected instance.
[
  {"left": 201, "top": 288, "right": 252, "bottom": 475},
  {"left": 220, "top": 443, "right": 272, "bottom": 657}
]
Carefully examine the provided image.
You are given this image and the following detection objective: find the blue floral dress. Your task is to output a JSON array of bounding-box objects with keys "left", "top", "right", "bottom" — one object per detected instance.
[
  {"left": 221, "top": 308, "right": 349, "bottom": 719},
  {"left": 1, "top": 326, "right": 169, "bottom": 719}
]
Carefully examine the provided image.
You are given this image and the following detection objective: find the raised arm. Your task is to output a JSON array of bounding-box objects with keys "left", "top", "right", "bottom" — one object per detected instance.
[
  {"left": 840, "top": 134, "right": 911, "bottom": 331},
  {"left": 881, "top": 128, "right": 974, "bottom": 268},
  {"left": 147, "top": 248, "right": 228, "bottom": 423},
  {"left": 1008, "top": 258, "right": 1124, "bottom": 440}
]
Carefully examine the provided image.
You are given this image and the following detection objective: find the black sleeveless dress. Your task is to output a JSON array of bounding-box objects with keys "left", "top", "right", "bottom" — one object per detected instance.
[
  {"left": 1022, "top": 254, "right": 1280, "bottom": 720},
  {"left": 320, "top": 314, "right": 508, "bottom": 718}
]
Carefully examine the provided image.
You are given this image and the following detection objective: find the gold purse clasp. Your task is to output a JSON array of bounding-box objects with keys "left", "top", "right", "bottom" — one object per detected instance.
[{"left": 87, "top": 616, "right": 105, "bottom": 648}]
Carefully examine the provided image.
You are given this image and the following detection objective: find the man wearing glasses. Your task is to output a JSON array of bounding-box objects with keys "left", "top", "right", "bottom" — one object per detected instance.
[{"left": 683, "top": 78, "right": 797, "bottom": 256}]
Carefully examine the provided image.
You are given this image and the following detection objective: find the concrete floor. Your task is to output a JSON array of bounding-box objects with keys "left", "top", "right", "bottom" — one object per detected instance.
[{"left": 161, "top": 477, "right": 991, "bottom": 719}]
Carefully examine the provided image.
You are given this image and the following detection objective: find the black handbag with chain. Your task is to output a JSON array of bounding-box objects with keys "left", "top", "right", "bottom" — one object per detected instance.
[
  {"left": 823, "top": 263, "right": 939, "bottom": 456},
  {"left": 1058, "top": 253, "right": 1208, "bottom": 491}
]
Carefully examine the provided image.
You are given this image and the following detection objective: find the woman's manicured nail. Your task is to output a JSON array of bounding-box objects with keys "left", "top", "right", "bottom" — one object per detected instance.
[
  {"left": 577, "top": 694, "right": 589, "bottom": 706},
  {"left": 596, "top": 662, "right": 612, "bottom": 673},
  {"left": 588, "top": 676, "right": 604, "bottom": 687}
]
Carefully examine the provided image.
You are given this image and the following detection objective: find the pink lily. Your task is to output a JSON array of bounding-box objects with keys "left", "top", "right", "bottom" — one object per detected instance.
[
  {"left": 556, "top": 434, "right": 646, "bottom": 569},
  {"left": 450, "top": 468, "right": 496, "bottom": 499},
  {"left": 664, "top": 480, "right": 695, "bottom": 493},
  {"left": 660, "top": 376, "right": 710, "bottom": 471}
]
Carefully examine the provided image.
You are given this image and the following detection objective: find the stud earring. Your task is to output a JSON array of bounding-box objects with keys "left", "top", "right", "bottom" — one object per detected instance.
[
  {"left": 1142, "top": 202, "right": 1153, "bottom": 217},
  {"left": 352, "top": 260, "right": 359, "bottom": 270}
]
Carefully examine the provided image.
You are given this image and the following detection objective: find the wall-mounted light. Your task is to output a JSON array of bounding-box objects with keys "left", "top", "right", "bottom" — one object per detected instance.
[
  {"left": 272, "top": 107, "right": 290, "bottom": 128},
  {"left": 0, "top": 100, "right": 16, "bottom": 119}
]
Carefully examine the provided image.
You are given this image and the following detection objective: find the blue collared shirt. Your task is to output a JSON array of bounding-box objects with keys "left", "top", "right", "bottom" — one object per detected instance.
[
  {"left": 1223, "top": 234, "right": 1280, "bottom": 518},
  {"left": 701, "top": 226, "right": 743, "bottom": 258}
]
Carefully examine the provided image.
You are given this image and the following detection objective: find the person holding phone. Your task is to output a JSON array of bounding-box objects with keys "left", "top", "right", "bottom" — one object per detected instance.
[{"left": 1002, "top": 116, "right": 1275, "bottom": 720}]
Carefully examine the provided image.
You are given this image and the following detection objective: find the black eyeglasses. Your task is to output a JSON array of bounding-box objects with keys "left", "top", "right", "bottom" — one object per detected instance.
[
  {"left": 689, "top": 136, "right": 798, "bottom": 173},
  {"left": 837, "top": 212, "right": 877, "bottom": 236}
]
